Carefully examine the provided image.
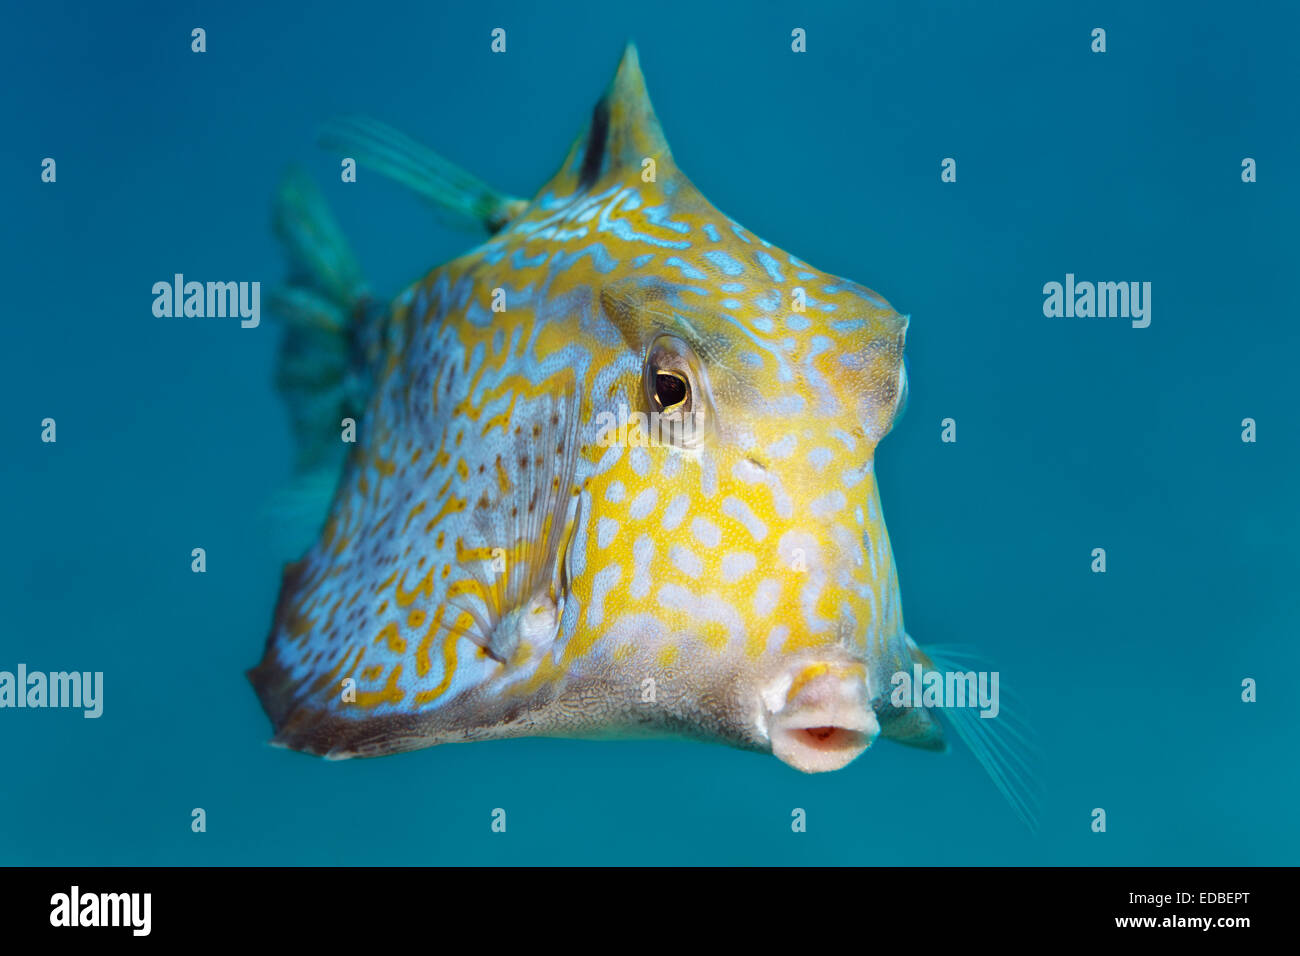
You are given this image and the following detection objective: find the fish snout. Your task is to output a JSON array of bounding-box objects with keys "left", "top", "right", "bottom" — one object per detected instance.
[{"left": 764, "top": 662, "right": 879, "bottom": 773}]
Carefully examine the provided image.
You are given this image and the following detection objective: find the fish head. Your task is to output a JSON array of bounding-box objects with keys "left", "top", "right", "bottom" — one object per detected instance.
[
  {"left": 538, "top": 46, "right": 912, "bottom": 772},
  {"left": 580, "top": 258, "right": 909, "bottom": 773}
]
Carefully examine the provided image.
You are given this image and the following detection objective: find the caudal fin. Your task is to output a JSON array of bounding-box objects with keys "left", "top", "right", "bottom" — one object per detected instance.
[{"left": 265, "top": 167, "right": 376, "bottom": 550}]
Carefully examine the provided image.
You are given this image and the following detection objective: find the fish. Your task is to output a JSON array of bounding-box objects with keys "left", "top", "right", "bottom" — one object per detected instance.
[{"left": 248, "top": 43, "right": 1036, "bottom": 825}]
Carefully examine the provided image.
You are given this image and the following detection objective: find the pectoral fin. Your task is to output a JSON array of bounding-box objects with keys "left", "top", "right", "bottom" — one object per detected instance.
[
  {"left": 876, "top": 635, "right": 947, "bottom": 751},
  {"left": 894, "top": 637, "right": 1041, "bottom": 831}
]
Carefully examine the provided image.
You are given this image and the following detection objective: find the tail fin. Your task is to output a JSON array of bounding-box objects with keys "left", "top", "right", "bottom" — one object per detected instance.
[
  {"left": 265, "top": 167, "right": 375, "bottom": 550},
  {"left": 266, "top": 115, "right": 523, "bottom": 546},
  {"left": 319, "top": 115, "right": 527, "bottom": 233},
  {"left": 269, "top": 166, "right": 373, "bottom": 475}
]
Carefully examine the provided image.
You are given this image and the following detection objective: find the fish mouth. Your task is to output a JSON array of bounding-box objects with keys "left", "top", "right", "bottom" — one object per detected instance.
[{"left": 765, "top": 663, "right": 880, "bottom": 773}]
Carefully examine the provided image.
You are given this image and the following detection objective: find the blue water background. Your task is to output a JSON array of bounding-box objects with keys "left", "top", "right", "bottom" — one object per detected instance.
[{"left": 2, "top": 0, "right": 1297, "bottom": 864}]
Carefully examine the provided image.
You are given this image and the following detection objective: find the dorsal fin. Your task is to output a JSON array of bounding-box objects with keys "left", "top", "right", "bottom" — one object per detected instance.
[
  {"left": 318, "top": 116, "right": 526, "bottom": 233},
  {"left": 547, "top": 43, "right": 672, "bottom": 197}
]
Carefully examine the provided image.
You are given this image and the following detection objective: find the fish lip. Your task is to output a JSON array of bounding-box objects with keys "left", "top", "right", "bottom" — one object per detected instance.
[
  {"left": 763, "top": 662, "right": 879, "bottom": 773},
  {"left": 769, "top": 711, "right": 879, "bottom": 773}
]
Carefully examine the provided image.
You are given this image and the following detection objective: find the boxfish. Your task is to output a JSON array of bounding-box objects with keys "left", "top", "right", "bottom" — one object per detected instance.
[{"left": 248, "top": 44, "right": 1035, "bottom": 826}]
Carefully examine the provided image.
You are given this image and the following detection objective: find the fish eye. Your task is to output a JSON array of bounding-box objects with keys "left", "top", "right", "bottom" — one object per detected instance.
[
  {"left": 653, "top": 369, "right": 689, "bottom": 411},
  {"left": 642, "top": 335, "right": 708, "bottom": 446},
  {"left": 643, "top": 337, "right": 696, "bottom": 419}
]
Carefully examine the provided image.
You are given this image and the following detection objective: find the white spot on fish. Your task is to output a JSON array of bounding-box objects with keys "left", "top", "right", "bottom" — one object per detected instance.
[
  {"left": 754, "top": 578, "right": 782, "bottom": 617},
  {"left": 755, "top": 250, "right": 785, "bottom": 283},
  {"left": 729, "top": 222, "right": 754, "bottom": 244},
  {"left": 607, "top": 217, "right": 690, "bottom": 250},
  {"left": 732, "top": 458, "right": 793, "bottom": 519},
  {"left": 630, "top": 535, "right": 654, "bottom": 599},
  {"left": 841, "top": 465, "right": 868, "bottom": 489},
  {"left": 592, "top": 441, "right": 625, "bottom": 478},
  {"left": 553, "top": 242, "right": 619, "bottom": 274},
  {"left": 832, "top": 523, "right": 863, "bottom": 567},
  {"left": 629, "top": 446, "right": 651, "bottom": 477},
  {"left": 662, "top": 452, "right": 682, "bottom": 480},
  {"left": 699, "top": 450, "right": 718, "bottom": 499},
  {"left": 628, "top": 485, "right": 658, "bottom": 520},
  {"left": 511, "top": 248, "right": 549, "bottom": 269},
  {"left": 691, "top": 516, "right": 722, "bottom": 548},
  {"left": 662, "top": 493, "right": 690, "bottom": 532},
  {"left": 704, "top": 250, "right": 745, "bottom": 276},
  {"left": 669, "top": 544, "right": 703, "bottom": 579},
  {"left": 721, "top": 495, "right": 768, "bottom": 542},
  {"left": 587, "top": 564, "right": 621, "bottom": 629},
  {"left": 644, "top": 204, "right": 691, "bottom": 233},
  {"left": 721, "top": 551, "right": 756, "bottom": 582},
  {"left": 657, "top": 586, "right": 745, "bottom": 645},
  {"left": 780, "top": 530, "right": 820, "bottom": 576},
  {"left": 807, "top": 447, "right": 833, "bottom": 472},
  {"left": 665, "top": 256, "right": 707, "bottom": 279},
  {"left": 809, "top": 489, "right": 847, "bottom": 519},
  {"left": 767, "top": 433, "right": 797, "bottom": 460}
]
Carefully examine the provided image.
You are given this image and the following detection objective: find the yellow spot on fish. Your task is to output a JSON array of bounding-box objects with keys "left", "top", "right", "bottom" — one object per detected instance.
[{"left": 355, "top": 665, "right": 404, "bottom": 708}]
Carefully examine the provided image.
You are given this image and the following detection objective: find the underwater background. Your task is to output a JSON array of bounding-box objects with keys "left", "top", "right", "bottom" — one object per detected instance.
[{"left": 3, "top": 0, "right": 1297, "bottom": 865}]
